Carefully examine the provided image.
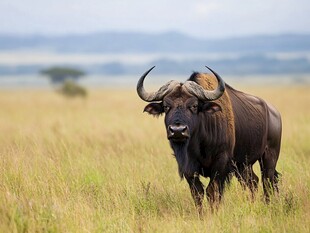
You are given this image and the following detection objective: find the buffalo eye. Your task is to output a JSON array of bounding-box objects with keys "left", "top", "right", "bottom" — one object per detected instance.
[
  {"left": 163, "top": 105, "right": 171, "bottom": 113},
  {"left": 190, "top": 104, "right": 198, "bottom": 113}
]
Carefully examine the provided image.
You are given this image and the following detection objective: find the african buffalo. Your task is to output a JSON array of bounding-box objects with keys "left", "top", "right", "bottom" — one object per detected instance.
[{"left": 136, "top": 66, "right": 282, "bottom": 211}]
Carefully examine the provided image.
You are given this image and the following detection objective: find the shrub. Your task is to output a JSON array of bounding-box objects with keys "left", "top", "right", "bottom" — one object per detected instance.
[{"left": 57, "top": 80, "right": 87, "bottom": 98}]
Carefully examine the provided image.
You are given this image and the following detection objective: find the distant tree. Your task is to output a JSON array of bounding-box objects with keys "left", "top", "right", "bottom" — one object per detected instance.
[
  {"left": 40, "top": 66, "right": 87, "bottom": 98},
  {"left": 57, "top": 80, "right": 87, "bottom": 98},
  {"left": 40, "top": 67, "right": 85, "bottom": 84}
]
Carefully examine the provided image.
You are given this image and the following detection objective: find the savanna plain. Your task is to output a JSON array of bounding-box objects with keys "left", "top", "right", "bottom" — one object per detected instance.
[{"left": 0, "top": 82, "right": 309, "bottom": 232}]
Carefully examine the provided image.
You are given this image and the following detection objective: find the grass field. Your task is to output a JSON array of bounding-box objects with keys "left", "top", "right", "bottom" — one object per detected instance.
[{"left": 0, "top": 85, "right": 309, "bottom": 232}]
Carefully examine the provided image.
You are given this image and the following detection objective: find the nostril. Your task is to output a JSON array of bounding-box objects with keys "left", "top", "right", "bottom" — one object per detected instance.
[
  {"left": 168, "top": 125, "right": 174, "bottom": 133},
  {"left": 169, "top": 125, "right": 188, "bottom": 133},
  {"left": 181, "top": 126, "right": 188, "bottom": 133},
  {"left": 167, "top": 124, "right": 189, "bottom": 140}
]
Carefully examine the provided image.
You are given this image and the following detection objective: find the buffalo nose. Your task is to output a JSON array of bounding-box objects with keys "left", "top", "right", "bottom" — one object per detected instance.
[{"left": 168, "top": 124, "right": 190, "bottom": 140}]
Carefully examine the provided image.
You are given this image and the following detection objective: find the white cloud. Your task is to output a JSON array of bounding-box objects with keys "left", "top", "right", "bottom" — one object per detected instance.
[
  {"left": 0, "top": 0, "right": 309, "bottom": 38},
  {"left": 192, "top": 2, "right": 223, "bottom": 18}
]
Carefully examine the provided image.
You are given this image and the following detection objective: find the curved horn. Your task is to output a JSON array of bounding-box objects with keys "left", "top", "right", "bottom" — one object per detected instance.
[
  {"left": 137, "top": 66, "right": 179, "bottom": 102},
  {"left": 183, "top": 66, "right": 225, "bottom": 101}
]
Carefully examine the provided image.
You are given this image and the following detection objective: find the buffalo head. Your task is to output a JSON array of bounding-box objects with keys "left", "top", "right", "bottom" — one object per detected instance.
[{"left": 137, "top": 66, "right": 225, "bottom": 144}]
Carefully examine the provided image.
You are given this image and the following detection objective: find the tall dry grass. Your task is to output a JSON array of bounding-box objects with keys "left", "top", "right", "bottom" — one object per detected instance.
[{"left": 0, "top": 85, "right": 309, "bottom": 232}]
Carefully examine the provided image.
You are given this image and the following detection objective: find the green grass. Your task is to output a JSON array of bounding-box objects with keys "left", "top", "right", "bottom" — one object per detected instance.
[{"left": 0, "top": 86, "right": 309, "bottom": 232}]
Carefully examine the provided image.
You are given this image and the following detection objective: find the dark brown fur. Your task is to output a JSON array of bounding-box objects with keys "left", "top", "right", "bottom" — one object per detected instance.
[{"left": 143, "top": 72, "right": 282, "bottom": 211}]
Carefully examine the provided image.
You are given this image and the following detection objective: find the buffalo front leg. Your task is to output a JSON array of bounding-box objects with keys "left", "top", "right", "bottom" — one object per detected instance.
[
  {"left": 185, "top": 174, "right": 204, "bottom": 213},
  {"left": 206, "top": 178, "right": 224, "bottom": 210},
  {"left": 206, "top": 153, "right": 231, "bottom": 209}
]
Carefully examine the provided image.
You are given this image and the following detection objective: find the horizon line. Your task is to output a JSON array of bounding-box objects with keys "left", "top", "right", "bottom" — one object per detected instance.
[{"left": 0, "top": 30, "right": 310, "bottom": 40}]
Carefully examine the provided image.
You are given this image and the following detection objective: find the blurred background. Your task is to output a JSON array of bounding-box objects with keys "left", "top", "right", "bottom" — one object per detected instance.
[
  {"left": 0, "top": 0, "right": 309, "bottom": 88},
  {"left": 1, "top": 2, "right": 310, "bottom": 231}
]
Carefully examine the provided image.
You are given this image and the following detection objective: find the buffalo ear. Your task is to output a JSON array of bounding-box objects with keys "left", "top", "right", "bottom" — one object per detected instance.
[
  {"left": 143, "top": 102, "right": 164, "bottom": 116},
  {"left": 201, "top": 102, "right": 222, "bottom": 114}
]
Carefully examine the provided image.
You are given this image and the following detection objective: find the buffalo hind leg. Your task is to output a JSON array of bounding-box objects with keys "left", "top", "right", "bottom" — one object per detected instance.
[
  {"left": 259, "top": 148, "right": 280, "bottom": 203},
  {"left": 185, "top": 175, "right": 204, "bottom": 214},
  {"left": 236, "top": 163, "right": 259, "bottom": 199}
]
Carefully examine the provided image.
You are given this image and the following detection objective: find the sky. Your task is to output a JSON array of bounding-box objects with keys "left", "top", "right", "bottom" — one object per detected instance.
[{"left": 0, "top": 0, "right": 309, "bottom": 38}]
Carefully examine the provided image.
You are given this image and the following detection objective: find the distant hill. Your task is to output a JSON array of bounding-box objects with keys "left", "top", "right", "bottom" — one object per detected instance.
[
  {"left": 0, "top": 31, "right": 310, "bottom": 76},
  {"left": 1, "top": 54, "right": 310, "bottom": 76},
  {"left": 0, "top": 31, "right": 310, "bottom": 53}
]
